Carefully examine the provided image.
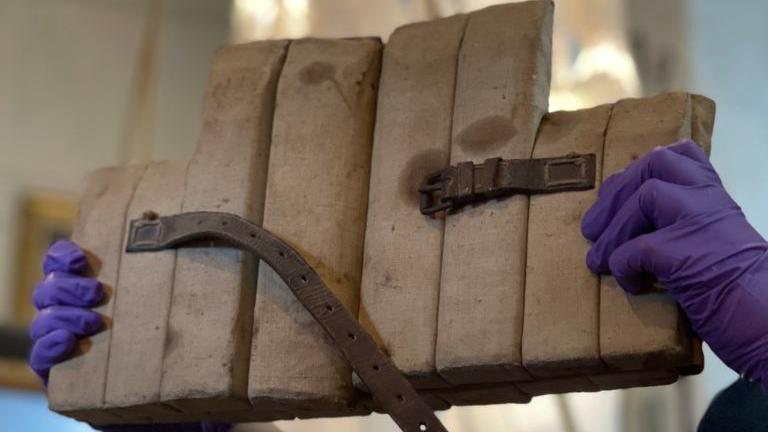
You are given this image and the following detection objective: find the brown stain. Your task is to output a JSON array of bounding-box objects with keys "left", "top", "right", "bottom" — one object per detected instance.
[
  {"left": 398, "top": 149, "right": 447, "bottom": 207},
  {"left": 73, "top": 338, "right": 92, "bottom": 357},
  {"left": 456, "top": 115, "right": 516, "bottom": 154},
  {"left": 83, "top": 248, "right": 103, "bottom": 276},
  {"left": 299, "top": 61, "right": 352, "bottom": 111},
  {"left": 100, "top": 314, "right": 112, "bottom": 330},
  {"left": 380, "top": 272, "right": 403, "bottom": 290},
  {"left": 210, "top": 79, "right": 229, "bottom": 108},
  {"left": 209, "top": 74, "right": 257, "bottom": 109},
  {"left": 354, "top": 70, "right": 367, "bottom": 87},
  {"left": 299, "top": 61, "right": 336, "bottom": 85}
]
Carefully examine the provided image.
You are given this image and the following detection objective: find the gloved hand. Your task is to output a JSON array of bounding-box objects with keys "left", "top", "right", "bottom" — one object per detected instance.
[
  {"left": 30, "top": 240, "right": 232, "bottom": 432},
  {"left": 582, "top": 139, "right": 768, "bottom": 387},
  {"left": 30, "top": 240, "right": 103, "bottom": 383}
]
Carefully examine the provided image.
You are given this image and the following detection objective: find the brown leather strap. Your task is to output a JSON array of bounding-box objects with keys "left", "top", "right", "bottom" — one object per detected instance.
[
  {"left": 125, "top": 211, "right": 447, "bottom": 432},
  {"left": 419, "top": 153, "right": 597, "bottom": 216}
]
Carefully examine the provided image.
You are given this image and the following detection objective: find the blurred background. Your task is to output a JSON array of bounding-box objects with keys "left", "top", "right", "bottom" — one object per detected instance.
[{"left": 0, "top": 0, "right": 766, "bottom": 430}]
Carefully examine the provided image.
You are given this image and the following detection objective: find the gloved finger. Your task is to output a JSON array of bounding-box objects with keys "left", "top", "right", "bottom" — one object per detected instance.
[
  {"left": 30, "top": 306, "right": 102, "bottom": 341},
  {"left": 606, "top": 231, "right": 669, "bottom": 295},
  {"left": 582, "top": 145, "right": 720, "bottom": 242},
  {"left": 29, "top": 329, "right": 77, "bottom": 381},
  {"left": 586, "top": 179, "right": 684, "bottom": 274},
  {"left": 33, "top": 272, "right": 103, "bottom": 309},
  {"left": 607, "top": 219, "right": 735, "bottom": 297},
  {"left": 43, "top": 240, "right": 87, "bottom": 275}
]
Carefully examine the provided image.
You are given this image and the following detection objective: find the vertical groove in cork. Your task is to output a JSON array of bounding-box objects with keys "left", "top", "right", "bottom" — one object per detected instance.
[
  {"left": 358, "top": 14, "right": 467, "bottom": 391},
  {"left": 436, "top": 0, "right": 554, "bottom": 385},
  {"left": 161, "top": 40, "right": 288, "bottom": 414},
  {"left": 47, "top": 164, "right": 147, "bottom": 425},
  {"left": 248, "top": 37, "right": 381, "bottom": 416}
]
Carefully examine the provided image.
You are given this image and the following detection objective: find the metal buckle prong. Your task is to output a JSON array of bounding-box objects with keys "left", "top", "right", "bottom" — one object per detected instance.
[{"left": 418, "top": 170, "right": 452, "bottom": 216}]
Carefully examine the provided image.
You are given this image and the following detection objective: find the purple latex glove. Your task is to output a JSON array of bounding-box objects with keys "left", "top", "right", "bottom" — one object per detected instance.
[
  {"left": 30, "top": 240, "right": 103, "bottom": 382},
  {"left": 30, "top": 241, "right": 233, "bottom": 432},
  {"left": 582, "top": 139, "right": 768, "bottom": 387}
]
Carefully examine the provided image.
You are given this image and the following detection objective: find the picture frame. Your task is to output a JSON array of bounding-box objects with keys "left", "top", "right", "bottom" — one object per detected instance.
[
  {"left": 2, "top": 190, "right": 77, "bottom": 391},
  {"left": 14, "top": 190, "right": 77, "bottom": 325}
]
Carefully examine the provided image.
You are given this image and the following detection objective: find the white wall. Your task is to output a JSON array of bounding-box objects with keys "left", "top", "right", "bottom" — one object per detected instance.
[
  {"left": 688, "top": 0, "right": 768, "bottom": 237},
  {"left": 686, "top": 0, "right": 768, "bottom": 413},
  {"left": 0, "top": 0, "right": 229, "bottom": 324},
  {"left": 0, "top": 0, "right": 142, "bottom": 323}
]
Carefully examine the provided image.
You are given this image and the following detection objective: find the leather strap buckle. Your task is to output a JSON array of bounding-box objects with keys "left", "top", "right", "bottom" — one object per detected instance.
[{"left": 419, "top": 153, "right": 597, "bottom": 217}]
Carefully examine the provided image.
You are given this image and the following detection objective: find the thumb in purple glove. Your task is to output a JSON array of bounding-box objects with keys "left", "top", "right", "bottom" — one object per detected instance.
[{"left": 582, "top": 140, "right": 768, "bottom": 387}]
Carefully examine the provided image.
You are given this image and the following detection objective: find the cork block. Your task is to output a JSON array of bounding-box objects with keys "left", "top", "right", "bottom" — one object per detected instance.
[
  {"left": 358, "top": 14, "right": 467, "bottom": 390},
  {"left": 48, "top": 165, "right": 147, "bottom": 425},
  {"left": 161, "top": 41, "right": 288, "bottom": 413},
  {"left": 248, "top": 38, "right": 381, "bottom": 415},
  {"left": 522, "top": 105, "right": 611, "bottom": 377},
  {"left": 103, "top": 160, "right": 188, "bottom": 421},
  {"left": 598, "top": 92, "right": 713, "bottom": 374},
  {"left": 436, "top": 0, "right": 553, "bottom": 385}
]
